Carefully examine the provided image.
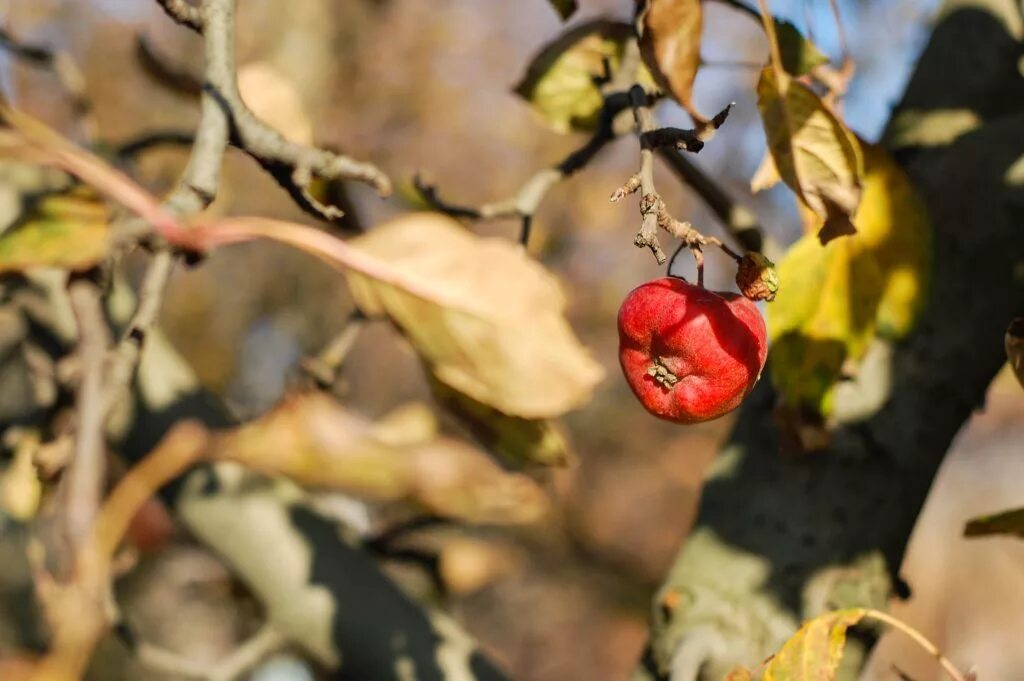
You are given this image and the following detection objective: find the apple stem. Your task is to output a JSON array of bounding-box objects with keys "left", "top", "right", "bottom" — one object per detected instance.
[{"left": 692, "top": 246, "right": 705, "bottom": 288}]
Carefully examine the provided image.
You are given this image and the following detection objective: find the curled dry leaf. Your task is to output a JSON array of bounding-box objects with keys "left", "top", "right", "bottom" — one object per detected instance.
[
  {"left": 1006, "top": 317, "right": 1024, "bottom": 389},
  {"left": 757, "top": 66, "right": 863, "bottom": 244},
  {"left": 768, "top": 143, "right": 930, "bottom": 416},
  {"left": 514, "top": 20, "right": 640, "bottom": 134},
  {"left": 344, "top": 213, "right": 603, "bottom": 419},
  {"left": 774, "top": 19, "right": 830, "bottom": 77},
  {"left": 637, "top": 0, "right": 704, "bottom": 123},
  {"left": 210, "top": 392, "right": 549, "bottom": 524}
]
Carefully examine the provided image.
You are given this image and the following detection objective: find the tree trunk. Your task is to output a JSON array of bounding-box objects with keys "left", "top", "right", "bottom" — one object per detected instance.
[{"left": 634, "top": 2, "right": 1024, "bottom": 679}]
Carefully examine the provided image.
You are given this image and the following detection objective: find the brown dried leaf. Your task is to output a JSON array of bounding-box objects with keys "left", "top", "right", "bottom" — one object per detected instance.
[
  {"left": 637, "top": 0, "right": 703, "bottom": 121},
  {"left": 756, "top": 66, "right": 863, "bottom": 244},
  {"left": 548, "top": 0, "right": 578, "bottom": 20},
  {"left": 211, "top": 392, "right": 549, "bottom": 524},
  {"left": 965, "top": 506, "right": 1024, "bottom": 539}
]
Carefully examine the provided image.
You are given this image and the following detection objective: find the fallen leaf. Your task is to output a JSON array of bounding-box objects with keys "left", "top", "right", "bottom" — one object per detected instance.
[
  {"left": 637, "top": 0, "right": 704, "bottom": 121},
  {"left": 768, "top": 143, "right": 930, "bottom": 416},
  {"left": 514, "top": 20, "right": 634, "bottom": 134},
  {"left": 0, "top": 189, "right": 109, "bottom": 274},
  {"left": 762, "top": 609, "right": 866, "bottom": 681},
  {"left": 757, "top": 66, "right": 863, "bottom": 244},
  {"left": 965, "top": 506, "right": 1024, "bottom": 539}
]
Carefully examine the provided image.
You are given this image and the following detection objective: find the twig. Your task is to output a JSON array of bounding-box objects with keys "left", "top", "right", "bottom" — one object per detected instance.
[
  {"left": 617, "top": 86, "right": 742, "bottom": 272},
  {"left": 416, "top": 41, "right": 643, "bottom": 249},
  {"left": 415, "top": 91, "right": 629, "bottom": 248},
  {"left": 300, "top": 310, "right": 366, "bottom": 388},
  {"left": 863, "top": 609, "right": 968, "bottom": 681},
  {"left": 656, "top": 147, "right": 767, "bottom": 253},
  {"left": 100, "top": 0, "right": 237, "bottom": 416},
  {"left": 65, "top": 279, "right": 113, "bottom": 550}
]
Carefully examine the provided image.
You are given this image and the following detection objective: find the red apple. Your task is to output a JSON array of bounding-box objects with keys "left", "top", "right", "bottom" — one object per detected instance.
[{"left": 618, "top": 276, "right": 767, "bottom": 424}]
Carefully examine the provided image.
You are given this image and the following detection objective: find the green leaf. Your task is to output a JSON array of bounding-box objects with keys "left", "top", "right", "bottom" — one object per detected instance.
[
  {"left": 775, "top": 20, "right": 829, "bottom": 77},
  {"left": 428, "top": 375, "right": 570, "bottom": 467},
  {"left": 762, "top": 609, "right": 866, "bottom": 681},
  {"left": 965, "top": 506, "right": 1024, "bottom": 539},
  {"left": 343, "top": 213, "right": 604, "bottom": 419},
  {"left": 757, "top": 66, "right": 863, "bottom": 244},
  {"left": 637, "top": 0, "right": 704, "bottom": 121},
  {"left": 514, "top": 20, "right": 633, "bottom": 134},
  {"left": 768, "top": 143, "right": 931, "bottom": 416},
  {"left": 548, "top": 0, "right": 577, "bottom": 21},
  {"left": 0, "top": 190, "right": 110, "bottom": 273}
]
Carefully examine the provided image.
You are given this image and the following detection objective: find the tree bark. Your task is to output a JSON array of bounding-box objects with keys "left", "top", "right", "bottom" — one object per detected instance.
[{"left": 635, "top": 2, "right": 1024, "bottom": 679}]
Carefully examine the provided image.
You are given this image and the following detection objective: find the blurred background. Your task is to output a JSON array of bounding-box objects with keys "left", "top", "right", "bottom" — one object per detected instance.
[{"left": 0, "top": 0, "right": 1022, "bottom": 679}]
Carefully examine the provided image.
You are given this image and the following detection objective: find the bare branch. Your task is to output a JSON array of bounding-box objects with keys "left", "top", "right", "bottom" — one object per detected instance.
[{"left": 64, "top": 279, "right": 112, "bottom": 549}]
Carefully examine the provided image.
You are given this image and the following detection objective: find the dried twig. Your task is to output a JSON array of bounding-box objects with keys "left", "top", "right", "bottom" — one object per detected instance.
[
  {"left": 416, "top": 44, "right": 642, "bottom": 249},
  {"left": 617, "top": 85, "right": 741, "bottom": 272},
  {"left": 64, "top": 279, "right": 112, "bottom": 550}
]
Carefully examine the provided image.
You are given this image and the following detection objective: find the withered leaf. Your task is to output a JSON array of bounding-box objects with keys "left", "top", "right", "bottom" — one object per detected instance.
[
  {"left": 757, "top": 66, "right": 863, "bottom": 243},
  {"left": 637, "top": 0, "right": 704, "bottom": 122}
]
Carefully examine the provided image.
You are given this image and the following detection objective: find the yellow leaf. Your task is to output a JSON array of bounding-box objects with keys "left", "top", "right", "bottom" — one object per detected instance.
[
  {"left": 345, "top": 213, "right": 603, "bottom": 419},
  {"left": 514, "top": 20, "right": 635, "bottom": 134},
  {"left": 211, "top": 392, "right": 549, "bottom": 524},
  {"left": 762, "top": 609, "right": 866, "bottom": 681},
  {"left": 0, "top": 189, "right": 109, "bottom": 273},
  {"left": 774, "top": 20, "right": 829, "bottom": 77},
  {"left": 757, "top": 66, "right": 863, "bottom": 244},
  {"left": 637, "top": 0, "right": 703, "bottom": 121},
  {"left": 768, "top": 143, "right": 930, "bottom": 415}
]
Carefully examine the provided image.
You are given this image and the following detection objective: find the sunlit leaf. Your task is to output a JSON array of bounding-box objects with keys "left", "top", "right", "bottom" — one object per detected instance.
[
  {"left": 1006, "top": 317, "right": 1024, "bottom": 389},
  {"left": 775, "top": 20, "right": 829, "bottom": 77},
  {"left": 0, "top": 190, "right": 109, "bottom": 273},
  {"left": 723, "top": 667, "right": 753, "bottom": 681},
  {"left": 343, "top": 213, "right": 603, "bottom": 419},
  {"left": 637, "top": 0, "right": 703, "bottom": 121},
  {"left": 965, "top": 506, "right": 1024, "bottom": 539},
  {"left": 428, "top": 376, "right": 570, "bottom": 467},
  {"left": 211, "top": 392, "right": 549, "bottom": 524},
  {"left": 762, "top": 609, "right": 866, "bottom": 681},
  {"left": 768, "top": 143, "right": 930, "bottom": 416},
  {"left": 750, "top": 150, "right": 781, "bottom": 192},
  {"left": 757, "top": 66, "right": 863, "bottom": 244},
  {"left": 514, "top": 20, "right": 634, "bottom": 134},
  {"left": 548, "top": 0, "right": 578, "bottom": 21}
]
